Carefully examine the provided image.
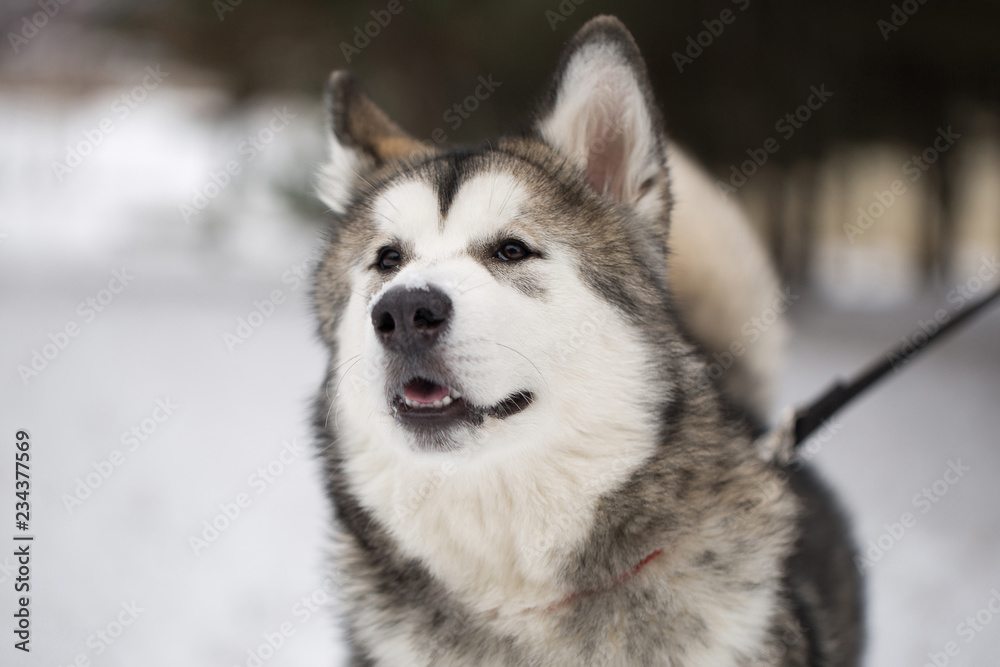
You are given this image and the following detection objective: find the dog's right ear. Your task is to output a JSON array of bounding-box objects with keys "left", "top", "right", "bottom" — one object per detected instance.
[
  {"left": 534, "top": 17, "right": 668, "bottom": 221},
  {"left": 317, "top": 71, "right": 431, "bottom": 213}
]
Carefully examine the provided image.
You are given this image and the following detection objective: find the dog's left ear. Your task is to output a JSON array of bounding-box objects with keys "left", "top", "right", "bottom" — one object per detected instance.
[
  {"left": 536, "top": 16, "right": 668, "bottom": 219},
  {"left": 318, "top": 71, "right": 432, "bottom": 213}
]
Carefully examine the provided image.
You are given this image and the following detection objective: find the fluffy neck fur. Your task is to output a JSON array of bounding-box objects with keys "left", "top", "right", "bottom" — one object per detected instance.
[{"left": 316, "top": 330, "right": 800, "bottom": 666}]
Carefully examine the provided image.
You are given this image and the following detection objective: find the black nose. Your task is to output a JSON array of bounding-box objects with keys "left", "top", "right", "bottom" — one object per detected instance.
[{"left": 371, "top": 286, "right": 453, "bottom": 353}]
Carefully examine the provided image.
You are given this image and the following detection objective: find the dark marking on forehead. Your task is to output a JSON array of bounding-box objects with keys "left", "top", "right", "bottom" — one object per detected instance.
[{"left": 434, "top": 150, "right": 480, "bottom": 221}]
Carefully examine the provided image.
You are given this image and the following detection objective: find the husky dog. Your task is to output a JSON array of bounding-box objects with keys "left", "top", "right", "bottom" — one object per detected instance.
[{"left": 311, "top": 15, "right": 862, "bottom": 666}]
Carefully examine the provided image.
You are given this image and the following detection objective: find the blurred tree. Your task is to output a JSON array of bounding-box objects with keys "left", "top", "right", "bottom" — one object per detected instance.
[{"left": 68, "top": 0, "right": 1000, "bottom": 284}]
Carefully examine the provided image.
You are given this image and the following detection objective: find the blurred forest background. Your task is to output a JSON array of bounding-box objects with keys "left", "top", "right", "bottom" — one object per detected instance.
[
  {"left": 3, "top": 0, "right": 999, "bottom": 303},
  {"left": 3, "top": 3, "right": 1000, "bottom": 667}
]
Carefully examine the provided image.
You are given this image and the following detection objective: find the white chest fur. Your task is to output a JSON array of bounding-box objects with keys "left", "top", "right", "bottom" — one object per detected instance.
[{"left": 338, "top": 401, "right": 659, "bottom": 617}]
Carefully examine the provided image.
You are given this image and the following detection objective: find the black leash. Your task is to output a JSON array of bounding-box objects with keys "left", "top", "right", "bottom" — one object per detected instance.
[{"left": 791, "top": 282, "right": 1000, "bottom": 448}]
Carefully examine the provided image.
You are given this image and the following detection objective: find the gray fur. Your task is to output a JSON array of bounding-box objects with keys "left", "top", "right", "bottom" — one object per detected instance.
[{"left": 310, "top": 15, "right": 862, "bottom": 666}]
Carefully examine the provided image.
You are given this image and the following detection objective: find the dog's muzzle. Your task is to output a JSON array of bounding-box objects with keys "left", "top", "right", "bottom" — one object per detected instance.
[{"left": 370, "top": 283, "right": 534, "bottom": 437}]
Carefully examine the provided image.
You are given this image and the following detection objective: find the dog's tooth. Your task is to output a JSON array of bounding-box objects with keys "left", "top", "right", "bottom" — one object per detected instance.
[
  {"left": 451, "top": 390, "right": 462, "bottom": 399},
  {"left": 432, "top": 400, "right": 443, "bottom": 408},
  {"left": 441, "top": 396, "right": 452, "bottom": 406}
]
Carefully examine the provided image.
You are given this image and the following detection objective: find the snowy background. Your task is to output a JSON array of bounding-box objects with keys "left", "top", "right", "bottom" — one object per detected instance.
[{"left": 3, "top": 10, "right": 1000, "bottom": 667}]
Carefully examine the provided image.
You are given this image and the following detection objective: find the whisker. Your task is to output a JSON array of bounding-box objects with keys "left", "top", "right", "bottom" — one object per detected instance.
[
  {"left": 493, "top": 342, "right": 550, "bottom": 394},
  {"left": 326, "top": 356, "right": 365, "bottom": 430},
  {"left": 356, "top": 175, "right": 390, "bottom": 207},
  {"left": 454, "top": 271, "right": 476, "bottom": 288},
  {"left": 329, "top": 354, "right": 362, "bottom": 382},
  {"left": 497, "top": 181, "right": 518, "bottom": 216},
  {"left": 369, "top": 209, "right": 398, "bottom": 227},
  {"left": 332, "top": 355, "right": 364, "bottom": 400},
  {"left": 457, "top": 281, "right": 491, "bottom": 295}
]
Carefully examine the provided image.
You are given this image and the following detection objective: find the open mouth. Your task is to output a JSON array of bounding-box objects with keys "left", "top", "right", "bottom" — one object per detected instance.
[{"left": 393, "top": 377, "right": 533, "bottom": 428}]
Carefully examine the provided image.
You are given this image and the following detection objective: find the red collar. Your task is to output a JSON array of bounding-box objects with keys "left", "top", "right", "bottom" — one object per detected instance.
[{"left": 550, "top": 549, "right": 664, "bottom": 610}]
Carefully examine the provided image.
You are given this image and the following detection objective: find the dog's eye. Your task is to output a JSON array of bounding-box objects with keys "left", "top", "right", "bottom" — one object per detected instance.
[
  {"left": 495, "top": 240, "right": 530, "bottom": 262},
  {"left": 376, "top": 247, "right": 401, "bottom": 271}
]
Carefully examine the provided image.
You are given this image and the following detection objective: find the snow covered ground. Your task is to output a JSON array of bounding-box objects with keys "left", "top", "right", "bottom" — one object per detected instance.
[
  {"left": 2, "top": 85, "right": 999, "bottom": 667},
  {"left": 780, "top": 295, "right": 1000, "bottom": 666}
]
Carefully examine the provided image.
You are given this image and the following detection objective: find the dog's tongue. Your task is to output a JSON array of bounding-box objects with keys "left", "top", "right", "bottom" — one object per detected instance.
[{"left": 403, "top": 378, "right": 450, "bottom": 404}]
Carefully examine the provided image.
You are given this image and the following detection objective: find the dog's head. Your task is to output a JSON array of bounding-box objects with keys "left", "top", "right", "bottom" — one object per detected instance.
[{"left": 314, "top": 17, "right": 679, "bottom": 455}]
